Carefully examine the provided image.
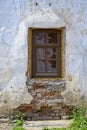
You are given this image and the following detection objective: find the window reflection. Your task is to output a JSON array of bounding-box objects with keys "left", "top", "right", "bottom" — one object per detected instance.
[
  {"left": 36, "top": 47, "right": 57, "bottom": 72},
  {"left": 47, "top": 48, "right": 57, "bottom": 72},
  {"left": 47, "top": 60, "right": 57, "bottom": 72},
  {"left": 35, "top": 32, "right": 45, "bottom": 44},
  {"left": 36, "top": 48, "right": 45, "bottom": 59},
  {"left": 47, "top": 48, "right": 56, "bottom": 59},
  {"left": 37, "top": 60, "right": 45, "bottom": 72},
  {"left": 48, "top": 33, "right": 57, "bottom": 44}
]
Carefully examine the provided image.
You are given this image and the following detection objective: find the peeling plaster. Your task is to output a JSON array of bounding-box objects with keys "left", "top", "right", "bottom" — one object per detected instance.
[{"left": 0, "top": 0, "right": 87, "bottom": 114}]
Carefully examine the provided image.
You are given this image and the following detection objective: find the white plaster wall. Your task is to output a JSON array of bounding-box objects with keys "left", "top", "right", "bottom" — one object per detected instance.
[{"left": 0, "top": 0, "right": 87, "bottom": 113}]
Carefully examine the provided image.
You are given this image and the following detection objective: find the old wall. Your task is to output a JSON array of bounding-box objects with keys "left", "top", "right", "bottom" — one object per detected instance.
[{"left": 0, "top": 0, "right": 87, "bottom": 119}]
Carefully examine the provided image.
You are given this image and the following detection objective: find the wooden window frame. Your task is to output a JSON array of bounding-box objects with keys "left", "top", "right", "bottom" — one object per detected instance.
[{"left": 28, "top": 28, "right": 65, "bottom": 79}]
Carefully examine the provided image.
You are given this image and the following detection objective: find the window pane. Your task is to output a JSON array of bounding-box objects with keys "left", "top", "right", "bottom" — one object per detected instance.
[
  {"left": 47, "top": 33, "right": 57, "bottom": 44},
  {"left": 36, "top": 60, "right": 46, "bottom": 72},
  {"left": 47, "top": 60, "right": 57, "bottom": 72},
  {"left": 35, "top": 32, "right": 45, "bottom": 44},
  {"left": 36, "top": 48, "right": 45, "bottom": 59},
  {"left": 46, "top": 48, "right": 56, "bottom": 59}
]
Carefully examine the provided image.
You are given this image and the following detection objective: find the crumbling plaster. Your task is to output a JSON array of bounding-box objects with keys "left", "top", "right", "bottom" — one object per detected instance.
[{"left": 0, "top": 0, "right": 87, "bottom": 114}]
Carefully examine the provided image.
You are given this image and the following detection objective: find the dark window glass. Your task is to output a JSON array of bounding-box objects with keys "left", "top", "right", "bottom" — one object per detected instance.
[{"left": 32, "top": 29, "right": 61, "bottom": 78}]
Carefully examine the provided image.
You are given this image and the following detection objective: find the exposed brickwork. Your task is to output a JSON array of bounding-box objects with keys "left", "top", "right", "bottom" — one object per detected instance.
[{"left": 17, "top": 79, "right": 72, "bottom": 120}]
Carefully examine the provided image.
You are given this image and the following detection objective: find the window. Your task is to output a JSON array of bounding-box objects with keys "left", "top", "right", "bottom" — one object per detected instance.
[{"left": 29, "top": 28, "right": 64, "bottom": 78}]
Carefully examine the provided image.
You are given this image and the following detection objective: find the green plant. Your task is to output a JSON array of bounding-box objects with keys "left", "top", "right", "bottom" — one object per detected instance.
[
  {"left": 69, "top": 107, "right": 87, "bottom": 130},
  {"left": 12, "top": 112, "right": 25, "bottom": 130}
]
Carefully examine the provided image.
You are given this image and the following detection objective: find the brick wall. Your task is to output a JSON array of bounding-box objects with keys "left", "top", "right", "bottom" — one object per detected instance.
[{"left": 17, "top": 79, "right": 72, "bottom": 120}]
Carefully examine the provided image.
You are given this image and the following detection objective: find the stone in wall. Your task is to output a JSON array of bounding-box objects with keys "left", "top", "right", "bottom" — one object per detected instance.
[{"left": 15, "top": 79, "right": 71, "bottom": 120}]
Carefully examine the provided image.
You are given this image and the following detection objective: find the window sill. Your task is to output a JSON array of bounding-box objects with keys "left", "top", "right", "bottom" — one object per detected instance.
[{"left": 26, "top": 77, "right": 65, "bottom": 86}]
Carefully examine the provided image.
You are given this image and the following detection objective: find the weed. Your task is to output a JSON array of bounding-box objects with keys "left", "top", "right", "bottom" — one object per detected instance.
[
  {"left": 42, "top": 106, "right": 87, "bottom": 130},
  {"left": 12, "top": 112, "right": 25, "bottom": 130},
  {"left": 69, "top": 107, "right": 87, "bottom": 130}
]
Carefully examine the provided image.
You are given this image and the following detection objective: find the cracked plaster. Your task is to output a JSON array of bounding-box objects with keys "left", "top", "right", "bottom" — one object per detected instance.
[{"left": 0, "top": 0, "right": 87, "bottom": 114}]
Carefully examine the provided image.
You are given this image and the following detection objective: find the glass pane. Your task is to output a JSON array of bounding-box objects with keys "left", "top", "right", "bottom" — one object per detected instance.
[
  {"left": 36, "top": 60, "right": 46, "bottom": 72},
  {"left": 35, "top": 32, "right": 45, "bottom": 44},
  {"left": 46, "top": 48, "right": 56, "bottom": 59},
  {"left": 48, "top": 33, "right": 57, "bottom": 44},
  {"left": 47, "top": 60, "right": 57, "bottom": 72},
  {"left": 36, "top": 48, "right": 45, "bottom": 59}
]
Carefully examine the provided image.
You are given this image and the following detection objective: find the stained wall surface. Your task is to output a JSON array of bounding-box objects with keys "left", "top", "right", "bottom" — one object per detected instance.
[{"left": 0, "top": 0, "right": 87, "bottom": 116}]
